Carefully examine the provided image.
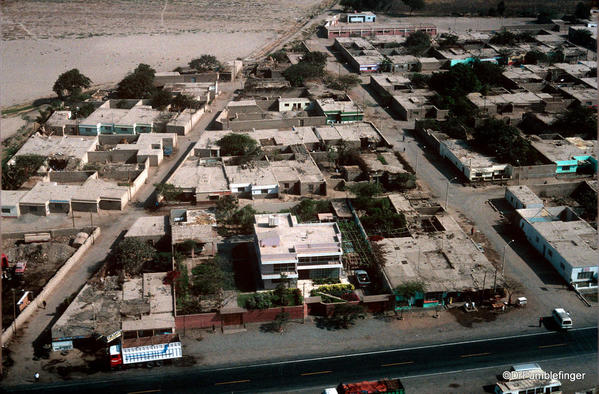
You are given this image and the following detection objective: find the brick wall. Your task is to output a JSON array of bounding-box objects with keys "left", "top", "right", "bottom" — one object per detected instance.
[{"left": 175, "top": 305, "right": 305, "bottom": 331}]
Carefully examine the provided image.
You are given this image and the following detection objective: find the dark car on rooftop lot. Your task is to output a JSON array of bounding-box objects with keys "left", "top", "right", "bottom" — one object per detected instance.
[{"left": 355, "top": 270, "right": 371, "bottom": 287}]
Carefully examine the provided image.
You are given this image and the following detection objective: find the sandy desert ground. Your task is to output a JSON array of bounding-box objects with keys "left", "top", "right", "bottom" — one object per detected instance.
[{"left": 0, "top": 0, "right": 324, "bottom": 107}]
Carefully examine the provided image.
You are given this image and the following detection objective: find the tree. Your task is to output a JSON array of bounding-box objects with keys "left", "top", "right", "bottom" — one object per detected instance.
[
  {"left": 191, "top": 256, "right": 233, "bottom": 296},
  {"left": 350, "top": 182, "right": 384, "bottom": 199},
  {"left": 116, "top": 63, "right": 156, "bottom": 99},
  {"left": 502, "top": 277, "right": 523, "bottom": 304},
  {"left": 337, "top": 74, "right": 361, "bottom": 91},
  {"left": 438, "top": 33, "right": 458, "bottom": 48},
  {"left": 385, "top": 172, "right": 416, "bottom": 191},
  {"left": 429, "top": 64, "right": 482, "bottom": 97},
  {"left": 574, "top": 188, "right": 597, "bottom": 222},
  {"left": 283, "top": 62, "right": 325, "bottom": 86},
  {"left": 291, "top": 199, "right": 331, "bottom": 222},
  {"left": 114, "top": 238, "right": 156, "bottom": 276},
  {"left": 154, "top": 183, "right": 184, "bottom": 201},
  {"left": 402, "top": 0, "right": 425, "bottom": 14},
  {"left": 575, "top": 2, "right": 590, "bottom": 20},
  {"left": 536, "top": 10, "right": 555, "bottom": 24},
  {"left": 548, "top": 49, "right": 565, "bottom": 64},
  {"left": 52, "top": 69, "right": 92, "bottom": 100},
  {"left": 170, "top": 93, "right": 198, "bottom": 112},
  {"left": 269, "top": 50, "right": 288, "bottom": 63},
  {"left": 569, "top": 28, "right": 593, "bottom": 46},
  {"left": 217, "top": 133, "right": 259, "bottom": 156},
  {"left": 150, "top": 89, "right": 172, "bottom": 110},
  {"left": 274, "top": 275, "right": 290, "bottom": 306},
  {"left": 524, "top": 50, "right": 548, "bottom": 65},
  {"left": 216, "top": 195, "right": 239, "bottom": 223},
  {"left": 394, "top": 280, "right": 426, "bottom": 300},
  {"left": 404, "top": 30, "right": 431, "bottom": 55},
  {"left": 472, "top": 60, "right": 504, "bottom": 87},
  {"left": 410, "top": 73, "right": 430, "bottom": 88},
  {"left": 301, "top": 51, "right": 328, "bottom": 66},
  {"left": 327, "top": 303, "right": 365, "bottom": 329},
  {"left": 473, "top": 118, "right": 541, "bottom": 165},
  {"left": 73, "top": 102, "right": 96, "bottom": 119},
  {"left": 189, "top": 55, "right": 222, "bottom": 72},
  {"left": 273, "top": 311, "right": 290, "bottom": 332},
  {"left": 35, "top": 107, "right": 54, "bottom": 125},
  {"left": 2, "top": 155, "right": 46, "bottom": 190},
  {"left": 490, "top": 30, "right": 517, "bottom": 46},
  {"left": 229, "top": 205, "right": 257, "bottom": 233},
  {"left": 552, "top": 104, "right": 597, "bottom": 139},
  {"left": 497, "top": 1, "right": 505, "bottom": 16}
]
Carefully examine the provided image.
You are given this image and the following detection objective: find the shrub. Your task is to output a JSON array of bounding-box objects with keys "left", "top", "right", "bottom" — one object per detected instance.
[
  {"left": 311, "top": 283, "right": 355, "bottom": 298},
  {"left": 245, "top": 292, "right": 274, "bottom": 310},
  {"left": 313, "top": 278, "right": 341, "bottom": 285}
]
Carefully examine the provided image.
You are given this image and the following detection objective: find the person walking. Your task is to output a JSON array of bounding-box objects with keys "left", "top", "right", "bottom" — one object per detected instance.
[
  {"left": 539, "top": 317, "right": 543, "bottom": 327},
  {"left": 42, "top": 300, "right": 46, "bottom": 309}
]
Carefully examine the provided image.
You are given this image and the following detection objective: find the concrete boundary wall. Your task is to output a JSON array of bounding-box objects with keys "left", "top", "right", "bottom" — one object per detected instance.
[
  {"left": 1, "top": 226, "right": 101, "bottom": 345},
  {"left": 129, "top": 159, "right": 150, "bottom": 198}
]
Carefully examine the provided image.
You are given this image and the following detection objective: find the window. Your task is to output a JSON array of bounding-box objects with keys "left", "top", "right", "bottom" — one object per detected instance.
[
  {"left": 561, "top": 166, "right": 571, "bottom": 171},
  {"left": 273, "top": 263, "right": 295, "bottom": 273},
  {"left": 547, "top": 250, "right": 552, "bottom": 257},
  {"left": 284, "top": 183, "right": 290, "bottom": 189},
  {"left": 1, "top": 208, "right": 10, "bottom": 214},
  {"left": 577, "top": 271, "right": 594, "bottom": 280},
  {"left": 560, "top": 263, "right": 565, "bottom": 271},
  {"left": 535, "top": 236, "right": 539, "bottom": 243}
]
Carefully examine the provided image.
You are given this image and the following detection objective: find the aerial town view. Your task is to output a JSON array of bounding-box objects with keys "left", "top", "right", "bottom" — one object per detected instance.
[{"left": 0, "top": 0, "right": 597, "bottom": 393}]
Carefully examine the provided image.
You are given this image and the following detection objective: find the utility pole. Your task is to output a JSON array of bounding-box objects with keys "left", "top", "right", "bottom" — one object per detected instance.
[
  {"left": 493, "top": 268, "right": 498, "bottom": 294},
  {"left": 71, "top": 208, "right": 75, "bottom": 228},
  {"left": 480, "top": 271, "right": 487, "bottom": 305},
  {"left": 89, "top": 211, "right": 93, "bottom": 227},
  {"left": 502, "top": 240, "right": 515, "bottom": 277}
]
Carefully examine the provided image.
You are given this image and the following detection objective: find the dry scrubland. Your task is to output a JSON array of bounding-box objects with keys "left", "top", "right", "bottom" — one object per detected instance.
[
  {"left": 1, "top": 0, "right": 323, "bottom": 40},
  {"left": 0, "top": 0, "right": 323, "bottom": 107}
]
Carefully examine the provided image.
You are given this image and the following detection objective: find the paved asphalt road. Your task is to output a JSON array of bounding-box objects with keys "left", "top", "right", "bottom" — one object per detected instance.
[{"left": 6, "top": 327, "right": 596, "bottom": 393}]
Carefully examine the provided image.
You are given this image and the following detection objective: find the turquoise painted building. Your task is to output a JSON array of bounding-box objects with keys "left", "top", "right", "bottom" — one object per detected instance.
[
  {"left": 76, "top": 100, "right": 160, "bottom": 136},
  {"left": 532, "top": 136, "right": 597, "bottom": 175}
]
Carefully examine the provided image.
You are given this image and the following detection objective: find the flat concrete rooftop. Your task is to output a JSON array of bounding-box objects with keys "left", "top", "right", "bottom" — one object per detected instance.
[
  {"left": 14, "top": 134, "right": 98, "bottom": 160},
  {"left": 169, "top": 159, "right": 229, "bottom": 193},
  {"left": 506, "top": 185, "right": 543, "bottom": 206},
  {"left": 125, "top": 216, "right": 168, "bottom": 239},
  {"left": 443, "top": 139, "right": 505, "bottom": 169},
  {"left": 380, "top": 224, "right": 495, "bottom": 293},
  {"left": 254, "top": 213, "right": 342, "bottom": 258}
]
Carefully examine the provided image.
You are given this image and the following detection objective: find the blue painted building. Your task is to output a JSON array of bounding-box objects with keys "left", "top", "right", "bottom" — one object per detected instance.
[
  {"left": 346, "top": 11, "right": 376, "bottom": 23},
  {"left": 531, "top": 136, "right": 597, "bottom": 175}
]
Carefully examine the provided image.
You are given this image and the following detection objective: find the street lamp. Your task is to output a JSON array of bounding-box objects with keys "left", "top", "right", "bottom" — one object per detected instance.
[
  {"left": 445, "top": 177, "right": 458, "bottom": 209},
  {"left": 502, "top": 239, "right": 515, "bottom": 277}
]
